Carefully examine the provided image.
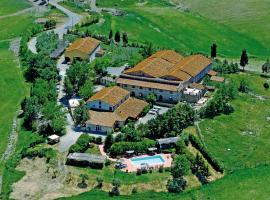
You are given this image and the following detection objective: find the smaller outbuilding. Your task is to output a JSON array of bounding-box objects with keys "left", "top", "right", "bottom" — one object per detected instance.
[
  {"left": 210, "top": 76, "right": 225, "bottom": 83},
  {"left": 66, "top": 153, "right": 106, "bottom": 169},
  {"left": 48, "top": 134, "right": 60, "bottom": 144},
  {"left": 157, "top": 137, "right": 179, "bottom": 149}
]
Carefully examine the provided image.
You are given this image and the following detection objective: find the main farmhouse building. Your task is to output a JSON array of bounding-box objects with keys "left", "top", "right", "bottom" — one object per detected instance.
[{"left": 117, "top": 50, "right": 212, "bottom": 103}]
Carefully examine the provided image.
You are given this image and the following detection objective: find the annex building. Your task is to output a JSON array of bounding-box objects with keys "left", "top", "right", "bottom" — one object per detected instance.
[
  {"left": 64, "top": 37, "right": 101, "bottom": 62},
  {"left": 116, "top": 50, "right": 212, "bottom": 103},
  {"left": 85, "top": 86, "right": 148, "bottom": 134}
]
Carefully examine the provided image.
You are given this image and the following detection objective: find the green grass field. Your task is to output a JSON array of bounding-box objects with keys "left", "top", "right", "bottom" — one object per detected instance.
[
  {"left": 0, "top": 0, "right": 30, "bottom": 16},
  {"left": 91, "top": 0, "right": 270, "bottom": 58},
  {"left": 199, "top": 73, "right": 270, "bottom": 170},
  {"left": 59, "top": 165, "right": 270, "bottom": 200},
  {"left": 0, "top": 14, "right": 35, "bottom": 41},
  {"left": 180, "top": 0, "right": 270, "bottom": 55},
  {"left": 0, "top": 42, "right": 28, "bottom": 160}
]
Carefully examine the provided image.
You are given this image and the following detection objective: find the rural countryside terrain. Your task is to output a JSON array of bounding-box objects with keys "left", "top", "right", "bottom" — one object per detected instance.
[{"left": 0, "top": 0, "right": 270, "bottom": 200}]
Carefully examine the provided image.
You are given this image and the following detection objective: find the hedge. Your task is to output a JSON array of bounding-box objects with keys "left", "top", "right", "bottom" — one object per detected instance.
[
  {"left": 109, "top": 139, "right": 156, "bottom": 157},
  {"left": 69, "top": 134, "right": 102, "bottom": 153},
  {"left": 189, "top": 134, "right": 224, "bottom": 173}
]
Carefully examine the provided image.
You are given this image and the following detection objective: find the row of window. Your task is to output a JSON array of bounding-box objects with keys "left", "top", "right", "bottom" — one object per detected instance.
[{"left": 122, "top": 84, "right": 174, "bottom": 94}]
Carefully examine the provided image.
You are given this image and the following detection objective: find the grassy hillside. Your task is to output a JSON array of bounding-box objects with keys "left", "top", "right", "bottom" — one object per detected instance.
[
  {"left": 199, "top": 73, "right": 270, "bottom": 170},
  {"left": 59, "top": 166, "right": 270, "bottom": 200},
  {"left": 0, "top": 42, "right": 28, "bottom": 160},
  {"left": 92, "top": 0, "right": 270, "bottom": 58},
  {"left": 0, "top": 0, "right": 30, "bottom": 16},
  {"left": 180, "top": 0, "right": 270, "bottom": 57}
]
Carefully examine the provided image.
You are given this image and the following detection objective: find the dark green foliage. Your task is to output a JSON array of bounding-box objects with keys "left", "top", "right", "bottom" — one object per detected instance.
[
  {"left": 65, "top": 61, "right": 96, "bottom": 96},
  {"left": 211, "top": 43, "right": 217, "bottom": 58},
  {"left": 69, "top": 134, "right": 92, "bottom": 153},
  {"left": 263, "top": 82, "right": 269, "bottom": 89},
  {"left": 80, "top": 14, "right": 100, "bottom": 27},
  {"left": 175, "top": 140, "right": 187, "bottom": 155},
  {"left": 146, "top": 104, "right": 195, "bottom": 139},
  {"left": 212, "top": 59, "right": 239, "bottom": 74},
  {"left": 21, "top": 147, "right": 56, "bottom": 163},
  {"left": 145, "top": 93, "right": 157, "bottom": 105},
  {"left": 171, "top": 155, "right": 190, "bottom": 178},
  {"left": 44, "top": 19, "right": 57, "bottom": 30},
  {"left": 22, "top": 96, "right": 40, "bottom": 129},
  {"left": 96, "top": 177, "right": 104, "bottom": 188},
  {"left": 36, "top": 32, "right": 59, "bottom": 55},
  {"left": 167, "top": 178, "right": 187, "bottom": 193},
  {"left": 109, "top": 139, "right": 156, "bottom": 157},
  {"left": 78, "top": 79, "right": 94, "bottom": 100},
  {"left": 104, "top": 132, "right": 114, "bottom": 152},
  {"left": 191, "top": 154, "right": 211, "bottom": 179},
  {"left": 122, "top": 32, "right": 128, "bottom": 45},
  {"left": 239, "top": 80, "right": 249, "bottom": 93},
  {"left": 262, "top": 59, "right": 270, "bottom": 73},
  {"left": 114, "top": 31, "right": 121, "bottom": 43},
  {"left": 109, "top": 29, "right": 113, "bottom": 40},
  {"left": 109, "top": 179, "right": 121, "bottom": 196},
  {"left": 140, "top": 42, "right": 156, "bottom": 58},
  {"left": 189, "top": 134, "right": 224, "bottom": 173},
  {"left": 200, "top": 83, "right": 237, "bottom": 118},
  {"left": 92, "top": 58, "right": 110, "bottom": 75},
  {"left": 78, "top": 174, "right": 89, "bottom": 188},
  {"left": 74, "top": 103, "right": 89, "bottom": 126},
  {"left": 240, "top": 49, "right": 248, "bottom": 69}
]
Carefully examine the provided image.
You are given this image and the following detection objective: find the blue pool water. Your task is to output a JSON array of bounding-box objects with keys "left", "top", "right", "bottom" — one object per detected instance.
[{"left": 130, "top": 155, "right": 165, "bottom": 166}]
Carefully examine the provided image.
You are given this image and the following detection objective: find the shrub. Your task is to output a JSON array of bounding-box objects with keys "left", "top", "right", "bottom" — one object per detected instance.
[
  {"left": 158, "top": 166, "right": 164, "bottom": 173},
  {"left": 189, "top": 135, "right": 224, "bottom": 173},
  {"left": 96, "top": 177, "right": 103, "bottom": 189},
  {"left": 132, "top": 187, "right": 138, "bottom": 194},
  {"left": 263, "top": 82, "right": 269, "bottom": 89},
  {"left": 167, "top": 178, "right": 187, "bottom": 193},
  {"left": 69, "top": 134, "right": 91, "bottom": 153},
  {"left": 136, "top": 168, "right": 142, "bottom": 176}
]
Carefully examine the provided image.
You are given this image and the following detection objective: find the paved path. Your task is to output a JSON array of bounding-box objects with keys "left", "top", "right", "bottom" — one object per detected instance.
[
  {"left": 27, "top": 36, "right": 37, "bottom": 54},
  {"left": 49, "top": 0, "right": 82, "bottom": 39},
  {"left": 0, "top": 7, "right": 34, "bottom": 19}
]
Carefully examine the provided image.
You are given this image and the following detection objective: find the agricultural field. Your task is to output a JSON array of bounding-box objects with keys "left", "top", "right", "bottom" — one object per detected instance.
[
  {"left": 59, "top": 166, "right": 270, "bottom": 200},
  {"left": 198, "top": 73, "right": 270, "bottom": 170},
  {"left": 90, "top": 0, "right": 270, "bottom": 59},
  {"left": 0, "top": 0, "right": 30, "bottom": 16}
]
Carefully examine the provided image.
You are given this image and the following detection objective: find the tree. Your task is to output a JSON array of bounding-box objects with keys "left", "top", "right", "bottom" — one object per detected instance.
[
  {"left": 263, "top": 83, "right": 269, "bottom": 89},
  {"left": 146, "top": 93, "right": 157, "bottom": 105},
  {"left": 239, "top": 80, "right": 249, "bottom": 93},
  {"left": 141, "top": 42, "right": 155, "bottom": 58},
  {"left": 23, "top": 96, "right": 40, "bottom": 129},
  {"left": 167, "top": 178, "right": 187, "bottom": 193},
  {"left": 78, "top": 79, "right": 94, "bottom": 100},
  {"left": 240, "top": 49, "right": 248, "bottom": 70},
  {"left": 122, "top": 32, "right": 128, "bottom": 45},
  {"left": 211, "top": 43, "right": 217, "bottom": 58},
  {"left": 96, "top": 177, "right": 103, "bottom": 188},
  {"left": 171, "top": 155, "right": 190, "bottom": 179},
  {"left": 109, "top": 29, "right": 113, "bottom": 40},
  {"left": 73, "top": 102, "right": 89, "bottom": 126},
  {"left": 109, "top": 179, "right": 121, "bottom": 196},
  {"left": 114, "top": 31, "right": 121, "bottom": 43},
  {"left": 78, "top": 174, "right": 89, "bottom": 188},
  {"left": 104, "top": 132, "right": 114, "bottom": 152},
  {"left": 262, "top": 59, "right": 270, "bottom": 73},
  {"left": 175, "top": 140, "right": 186, "bottom": 155}
]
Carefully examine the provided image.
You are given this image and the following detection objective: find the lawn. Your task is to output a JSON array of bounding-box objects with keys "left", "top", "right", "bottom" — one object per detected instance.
[
  {"left": 179, "top": 0, "right": 270, "bottom": 57},
  {"left": 59, "top": 165, "right": 270, "bottom": 200},
  {"left": 90, "top": 0, "right": 270, "bottom": 58},
  {"left": 0, "top": 14, "right": 35, "bottom": 41},
  {"left": 198, "top": 73, "right": 270, "bottom": 170},
  {"left": 0, "top": 0, "right": 30, "bottom": 16},
  {"left": 0, "top": 42, "right": 28, "bottom": 161}
]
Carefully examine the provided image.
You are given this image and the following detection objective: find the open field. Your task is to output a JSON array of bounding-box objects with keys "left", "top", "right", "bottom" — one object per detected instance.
[
  {"left": 0, "top": 42, "right": 28, "bottom": 161},
  {"left": 59, "top": 165, "right": 270, "bottom": 200},
  {"left": 180, "top": 0, "right": 270, "bottom": 57},
  {"left": 91, "top": 0, "right": 270, "bottom": 58},
  {"left": 199, "top": 73, "right": 270, "bottom": 170},
  {"left": 0, "top": 0, "right": 30, "bottom": 16},
  {"left": 0, "top": 14, "right": 35, "bottom": 41}
]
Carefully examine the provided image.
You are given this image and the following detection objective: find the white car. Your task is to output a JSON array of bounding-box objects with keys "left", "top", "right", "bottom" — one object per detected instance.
[
  {"left": 153, "top": 105, "right": 161, "bottom": 110},
  {"left": 149, "top": 110, "right": 157, "bottom": 115}
]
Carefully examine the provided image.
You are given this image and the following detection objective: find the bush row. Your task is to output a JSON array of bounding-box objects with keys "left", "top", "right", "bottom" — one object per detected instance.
[
  {"left": 69, "top": 134, "right": 102, "bottom": 153},
  {"left": 21, "top": 147, "right": 56, "bottom": 163},
  {"left": 109, "top": 139, "right": 156, "bottom": 157},
  {"left": 189, "top": 134, "right": 224, "bottom": 173}
]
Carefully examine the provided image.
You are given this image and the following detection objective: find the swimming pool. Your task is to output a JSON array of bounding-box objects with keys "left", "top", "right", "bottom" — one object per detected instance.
[{"left": 130, "top": 155, "right": 165, "bottom": 167}]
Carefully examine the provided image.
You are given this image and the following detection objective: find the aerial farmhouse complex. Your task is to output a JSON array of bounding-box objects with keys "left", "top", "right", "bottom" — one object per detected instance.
[
  {"left": 85, "top": 86, "right": 148, "bottom": 133},
  {"left": 117, "top": 50, "right": 212, "bottom": 103},
  {"left": 64, "top": 37, "right": 101, "bottom": 62}
]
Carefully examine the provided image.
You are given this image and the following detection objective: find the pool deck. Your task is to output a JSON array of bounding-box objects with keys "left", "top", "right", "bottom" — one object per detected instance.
[{"left": 99, "top": 145, "right": 172, "bottom": 172}]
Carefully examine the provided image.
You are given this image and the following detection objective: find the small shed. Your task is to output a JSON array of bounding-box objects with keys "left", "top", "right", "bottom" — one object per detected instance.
[
  {"left": 157, "top": 137, "right": 179, "bottom": 149},
  {"left": 68, "top": 98, "right": 81, "bottom": 108},
  {"left": 66, "top": 153, "right": 106, "bottom": 169},
  {"left": 210, "top": 76, "right": 225, "bottom": 83},
  {"left": 48, "top": 134, "right": 60, "bottom": 144}
]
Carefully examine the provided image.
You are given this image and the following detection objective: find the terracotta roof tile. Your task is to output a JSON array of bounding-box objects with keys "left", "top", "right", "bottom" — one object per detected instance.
[
  {"left": 87, "top": 86, "right": 129, "bottom": 106},
  {"left": 66, "top": 37, "right": 101, "bottom": 55},
  {"left": 117, "top": 78, "right": 179, "bottom": 92}
]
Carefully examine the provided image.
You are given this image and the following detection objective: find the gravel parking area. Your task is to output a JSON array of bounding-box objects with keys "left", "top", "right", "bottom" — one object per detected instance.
[{"left": 136, "top": 105, "right": 169, "bottom": 125}]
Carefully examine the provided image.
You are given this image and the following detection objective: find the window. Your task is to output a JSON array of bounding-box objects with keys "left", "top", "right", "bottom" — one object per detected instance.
[
  {"left": 169, "top": 97, "right": 173, "bottom": 101},
  {"left": 139, "top": 93, "right": 143, "bottom": 97},
  {"left": 132, "top": 86, "right": 135, "bottom": 88},
  {"left": 99, "top": 101, "right": 101, "bottom": 105},
  {"left": 140, "top": 86, "right": 143, "bottom": 89},
  {"left": 159, "top": 89, "right": 163, "bottom": 92},
  {"left": 170, "top": 91, "right": 173, "bottom": 94},
  {"left": 159, "top": 95, "right": 163, "bottom": 101},
  {"left": 109, "top": 107, "right": 112, "bottom": 111},
  {"left": 131, "top": 92, "right": 135, "bottom": 97},
  {"left": 148, "top": 88, "right": 152, "bottom": 91},
  {"left": 96, "top": 125, "right": 101, "bottom": 131}
]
